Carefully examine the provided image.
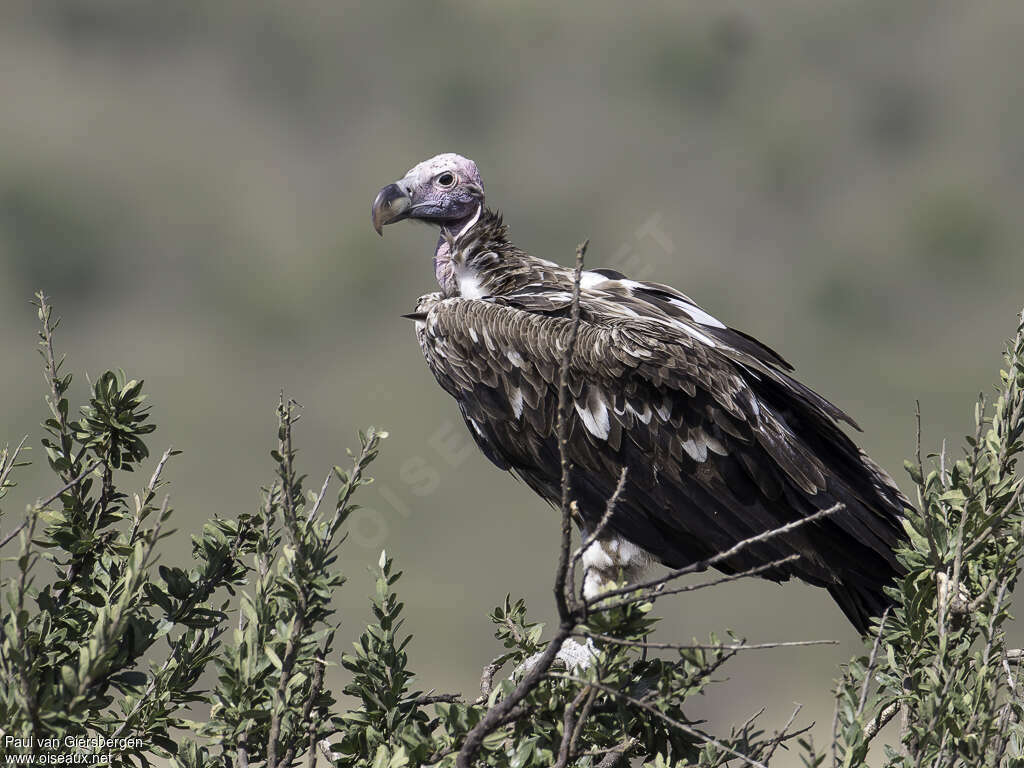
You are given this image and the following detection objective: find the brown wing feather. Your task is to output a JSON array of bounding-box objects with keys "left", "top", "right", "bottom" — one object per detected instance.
[{"left": 413, "top": 292, "right": 906, "bottom": 631}]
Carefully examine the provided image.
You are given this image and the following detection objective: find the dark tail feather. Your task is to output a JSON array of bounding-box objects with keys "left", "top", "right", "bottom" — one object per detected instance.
[{"left": 828, "top": 581, "right": 894, "bottom": 634}]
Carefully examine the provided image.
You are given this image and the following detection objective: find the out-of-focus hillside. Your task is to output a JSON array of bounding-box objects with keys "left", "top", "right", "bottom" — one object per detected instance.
[{"left": 1, "top": 2, "right": 1022, "bottom": 763}]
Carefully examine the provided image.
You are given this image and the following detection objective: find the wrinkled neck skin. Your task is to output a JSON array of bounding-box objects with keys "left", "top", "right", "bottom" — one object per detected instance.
[
  {"left": 434, "top": 237, "right": 458, "bottom": 295},
  {"left": 433, "top": 204, "right": 482, "bottom": 296}
]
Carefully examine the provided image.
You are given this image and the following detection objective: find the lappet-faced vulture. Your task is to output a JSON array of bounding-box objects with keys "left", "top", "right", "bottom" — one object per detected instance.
[{"left": 372, "top": 153, "right": 908, "bottom": 632}]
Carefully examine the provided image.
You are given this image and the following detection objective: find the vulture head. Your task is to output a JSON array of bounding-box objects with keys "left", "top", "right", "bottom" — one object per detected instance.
[{"left": 372, "top": 153, "right": 485, "bottom": 236}]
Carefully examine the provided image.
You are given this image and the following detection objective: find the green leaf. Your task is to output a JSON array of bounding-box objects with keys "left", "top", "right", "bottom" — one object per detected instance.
[{"left": 265, "top": 646, "right": 283, "bottom": 670}]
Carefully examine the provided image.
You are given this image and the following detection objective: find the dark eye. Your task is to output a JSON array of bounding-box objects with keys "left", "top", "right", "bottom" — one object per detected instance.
[{"left": 437, "top": 172, "right": 456, "bottom": 188}]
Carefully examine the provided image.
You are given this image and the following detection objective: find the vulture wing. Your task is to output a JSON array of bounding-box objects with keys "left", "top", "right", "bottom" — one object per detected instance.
[{"left": 413, "top": 289, "right": 907, "bottom": 631}]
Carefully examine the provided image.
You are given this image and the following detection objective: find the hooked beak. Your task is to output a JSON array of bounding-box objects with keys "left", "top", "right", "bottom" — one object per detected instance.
[{"left": 371, "top": 182, "right": 412, "bottom": 236}]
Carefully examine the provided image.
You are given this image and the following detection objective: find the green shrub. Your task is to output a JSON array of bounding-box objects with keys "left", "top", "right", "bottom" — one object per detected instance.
[{"left": 1, "top": 293, "right": 1022, "bottom": 767}]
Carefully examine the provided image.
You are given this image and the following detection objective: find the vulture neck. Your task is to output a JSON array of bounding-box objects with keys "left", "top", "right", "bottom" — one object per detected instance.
[{"left": 433, "top": 206, "right": 512, "bottom": 298}]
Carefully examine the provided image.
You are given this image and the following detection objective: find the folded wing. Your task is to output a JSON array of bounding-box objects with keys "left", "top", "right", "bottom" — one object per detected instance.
[{"left": 414, "top": 291, "right": 907, "bottom": 631}]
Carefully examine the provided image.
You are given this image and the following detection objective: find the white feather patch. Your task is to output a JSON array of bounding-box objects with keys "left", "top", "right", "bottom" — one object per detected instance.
[
  {"left": 681, "top": 435, "right": 708, "bottom": 462},
  {"left": 582, "top": 540, "right": 614, "bottom": 570},
  {"left": 456, "top": 204, "right": 482, "bottom": 240},
  {"left": 575, "top": 392, "right": 611, "bottom": 440},
  {"left": 457, "top": 268, "right": 487, "bottom": 299},
  {"left": 581, "top": 535, "right": 655, "bottom": 599},
  {"left": 579, "top": 271, "right": 607, "bottom": 289},
  {"left": 679, "top": 324, "right": 718, "bottom": 347},
  {"left": 705, "top": 433, "right": 727, "bottom": 456},
  {"left": 509, "top": 388, "right": 523, "bottom": 418},
  {"left": 624, "top": 402, "right": 652, "bottom": 424},
  {"left": 669, "top": 297, "right": 727, "bottom": 328},
  {"left": 654, "top": 398, "right": 672, "bottom": 421}
]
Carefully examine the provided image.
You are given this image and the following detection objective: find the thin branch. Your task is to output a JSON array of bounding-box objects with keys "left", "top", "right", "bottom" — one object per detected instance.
[
  {"left": 553, "top": 687, "right": 590, "bottom": 768},
  {"left": 552, "top": 674, "right": 770, "bottom": 768},
  {"left": 317, "top": 737, "right": 342, "bottom": 765},
  {"left": 857, "top": 608, "right": 890, "bottom": 718},
  {"left": 35, "top": 459, "right": 103, "bottom": 512},
  {"left": 762, "top": 704, "right": 803, "bottom": 765},
  {"left": 830, "top": 677, "right": 842, "bottom": 768},
  {"left": 574, "top": 467, "right": 628, "bottom": 561},
  {"left": 476, "top": 656, "right": 507, "bottom": 704},
  {"left": 864, "top": 700, "right": 900, "bottom": 741},
  {"left": 0, "top": 435, "right": 29, "bottom": 498},
  {"left": 309, "top": 470, "right": 333, "bottom": 523},
  {"left": 281, "top": 639, "right": 331, "bottom": 768},
  {"left": 0, "top": 520, "right": 27, "bottom": 551},
  {"left": 593, "top": 738, "right": 637, "bottom": 768},
  {"left": 568, "top": 685, "right": 598, "bottom": 758},
  {"left": 268, "top": 396, "right": 308, "bottom": 768},
  {"left": 416, "top": 693, "right": 463, "bottom": 705},
  {"left": 267, "top": 612, "right": 305, "bottom": 768},
  {"left": 569, "top": 466, "right": 628, "bottom": 605},
  {"left": 587, "top": 554, "right": 801, "bottom": 614},
  {"left": 555, "top": 242, "right": 587, "bottom": 620},
  {"left": 587, "top": 503, "right": 844, "bottom": 606},
  {"left": 456, "top": 241, "right": 587, "bottom": 768},
  {"left": 578, "top": 631, "right": 838, "bottom": 652},
  {"left": 323, "top": 436, "right": 379, "bottom": 549},
  {"left": 14, "top": 506, "right": 43, "bottom": 733}
]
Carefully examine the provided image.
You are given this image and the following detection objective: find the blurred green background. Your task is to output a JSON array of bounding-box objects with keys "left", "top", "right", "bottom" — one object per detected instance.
[{"left": 2, "top": 1, "right": 1023, "bottom": 762}]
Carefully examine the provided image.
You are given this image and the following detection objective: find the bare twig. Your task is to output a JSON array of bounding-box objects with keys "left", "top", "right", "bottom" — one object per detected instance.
[
  {"left": 587, "top": 554, "right": 801, "bottom": 614},
  {"left": 553, "top": 687, "right": 591, "bottom": 768},
  {"left": 762, "top": 704, "right": 803, "bottom": 765},
  {"left": 568, "top": 685, "right": 598, "bottom": 757},
  {"left": 0, "top": 520, "right": 27, "bottom": 551},
  {"left": 0, "top": 436, "right": 29, "bottom": 498},
  {"left": 309, "top": 471, "right": 333, "bottom": 523},
  {"left": 317, "top": 737, "right": 342, "bottom": 764},
  {"left": 830, "top": 678, "right": 841, "bottom": 768},
  {"left": 267, "top": 614, "right": 305, "bottom": 767},
  {"left": 456, "top": 241, "right": 587, "bottom": 768},
  {"left": 857, "top": 609, "right": 890, "bottom": 718},
  {"left": 555, "top": 242, "right": 587, "bottom": 619},
  {"left": 569, "top": 466, "right": 628, "bottom": 605},
  {"left": 416, "top": 693, "right": 463, "bottom": 705},
  {"left": 476, "top": 656, "right": 507, "bottom": 704},
  {"left": 864, "top": 700, "right": 900, "bottom": 741},
  {"left": 552, "top": 674, "right": 771, "bottom": 768},
  {"left": 280, "top": 638, "right": 331, "bottom": 768},
  {"left": 588, "top": 503, "right": 844, "bottom": 606},
  {"left": 593, "top": 737, "right": 637, "bottom": 768},
  {"left": 14, "top": 505, "right": 42, "bottom": 733},
  {"left": 35, "top": 458, "right": 103, "bottom": 513},
  {"left": 578, "top": 631, "right": 838, "bottom": 652}
]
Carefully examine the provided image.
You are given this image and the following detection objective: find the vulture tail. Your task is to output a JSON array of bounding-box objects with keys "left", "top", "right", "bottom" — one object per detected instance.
[{"left": 827, "top": 580, "right": 894, "bottom": 634}]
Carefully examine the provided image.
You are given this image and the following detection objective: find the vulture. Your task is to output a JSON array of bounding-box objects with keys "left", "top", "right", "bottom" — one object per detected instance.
[{"left": 371, "top": 153, "right": 908, "bottom": 632}]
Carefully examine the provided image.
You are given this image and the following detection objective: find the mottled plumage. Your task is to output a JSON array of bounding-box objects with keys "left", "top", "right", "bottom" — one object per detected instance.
[{"left": 373, "top": 154, "right": 908, "bottom": 632}]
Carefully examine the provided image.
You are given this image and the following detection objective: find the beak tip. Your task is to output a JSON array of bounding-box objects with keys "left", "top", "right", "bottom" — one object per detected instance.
[{"left": 371, "top": 182, "right": 412, "bottom": 235}]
